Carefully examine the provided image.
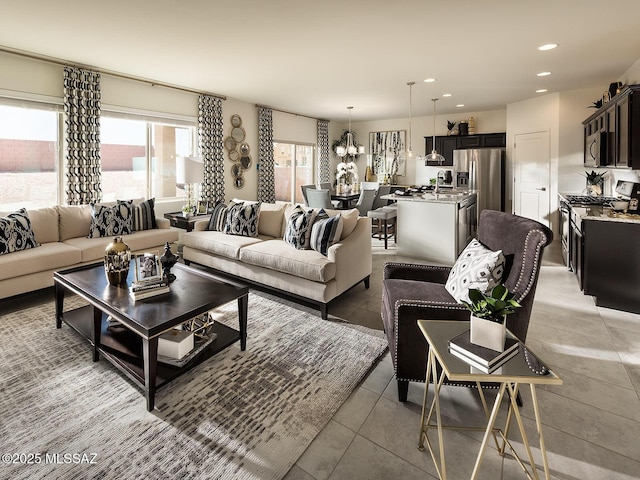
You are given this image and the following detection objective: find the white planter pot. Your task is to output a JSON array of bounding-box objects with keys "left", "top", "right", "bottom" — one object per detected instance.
[{"left": 470, "top": 315, "right": 506, "bottom": 352}]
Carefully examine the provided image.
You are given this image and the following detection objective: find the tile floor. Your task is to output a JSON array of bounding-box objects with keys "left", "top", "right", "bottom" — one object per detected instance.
[{"left": 285, "top": 238, "right": 640, "bottom": 480}]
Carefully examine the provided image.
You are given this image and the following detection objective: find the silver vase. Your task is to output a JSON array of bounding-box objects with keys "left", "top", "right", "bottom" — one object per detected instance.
[{"left": 104, "top": 236, "right": 131, "bottom": 286}]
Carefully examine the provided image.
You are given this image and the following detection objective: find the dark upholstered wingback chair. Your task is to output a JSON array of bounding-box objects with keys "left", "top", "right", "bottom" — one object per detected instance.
[{"left": 381, "top": 210, "right": 553, "bottom": 401}]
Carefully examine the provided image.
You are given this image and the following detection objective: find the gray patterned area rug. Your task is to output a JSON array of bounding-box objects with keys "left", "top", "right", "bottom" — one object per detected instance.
[{"left": 0, "top": 293, "right": 387, "bottom": 480}]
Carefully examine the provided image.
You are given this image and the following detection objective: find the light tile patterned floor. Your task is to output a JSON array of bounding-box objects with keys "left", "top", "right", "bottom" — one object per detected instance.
[{"left": 286, "top": 239, "right": 640, "bottom": 480}]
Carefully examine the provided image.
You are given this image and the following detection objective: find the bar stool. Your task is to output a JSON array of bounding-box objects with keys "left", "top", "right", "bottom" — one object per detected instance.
[{"left": 367, "top": 207, "right": 397, "bottom": 249}]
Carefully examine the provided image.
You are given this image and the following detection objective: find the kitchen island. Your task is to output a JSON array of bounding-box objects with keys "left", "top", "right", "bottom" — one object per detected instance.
[{"left": 382, "top": 190, "right": 477, "bottom": 264}]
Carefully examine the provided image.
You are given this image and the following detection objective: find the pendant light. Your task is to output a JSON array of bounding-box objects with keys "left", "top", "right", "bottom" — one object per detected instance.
[
  {"left": 406, "top": 82, "right": 416, "bottom": 161},
  {"left": 336, "top": 106, "right": 358, "bottom": 158},
  {"left": 427, "top": 98, "right": 445, "bottom": 165}
]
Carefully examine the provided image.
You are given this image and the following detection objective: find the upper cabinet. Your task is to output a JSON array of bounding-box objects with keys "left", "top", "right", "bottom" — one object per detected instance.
[
  {"left": 583, "top": 84, "right": 640, "bottom": 169},
  {"left": 424, "top": 133, "right": 506, "bottom": 166}
]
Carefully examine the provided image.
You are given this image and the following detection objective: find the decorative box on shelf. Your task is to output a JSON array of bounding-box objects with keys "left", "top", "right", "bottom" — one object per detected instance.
[{"left": 158, "top": 329, "right": 194, "bottom": 360}]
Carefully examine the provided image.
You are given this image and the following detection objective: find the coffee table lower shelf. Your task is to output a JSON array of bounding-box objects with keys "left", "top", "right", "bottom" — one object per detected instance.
[{"left": 62, "top": 305, "right": 241, "bottom": 392}]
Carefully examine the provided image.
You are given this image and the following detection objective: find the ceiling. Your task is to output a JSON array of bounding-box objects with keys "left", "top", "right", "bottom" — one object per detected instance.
[{"left": 2, "top": 0, "right": 640, "bottom": 122}]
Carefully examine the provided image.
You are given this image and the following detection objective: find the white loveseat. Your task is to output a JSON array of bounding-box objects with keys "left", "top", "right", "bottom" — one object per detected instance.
[
  {"left": 181, "top": 202, "right": 372, "bottom": 319},
  {"left": 0, "top": 203, "right": 179, "bottom": 300}
]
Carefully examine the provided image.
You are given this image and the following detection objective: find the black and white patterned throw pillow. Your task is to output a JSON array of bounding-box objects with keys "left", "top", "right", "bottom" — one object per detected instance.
[
  {"left": 310, "top": 210, "right": 343, "bottom": 256},
  {"left": 445, "top": 239, "right": 505, "bottom": 303},
  {"left": 88, "top": 200, "right": 134, "bottom": 238},
  {"left": 0, "top": 208, "right": 39, "bottom": 255},
  {"left": 223, "top": 202, "right": 261, "bottom": 237},
  {"left": 133, "top": 198, "right": 156, "bottom": 231},
  {"left": 207, "top": 202, "right": 228, "bottom": 231},
  {"left": 284, "top": 205, "right": 317, "bottom": 250}
]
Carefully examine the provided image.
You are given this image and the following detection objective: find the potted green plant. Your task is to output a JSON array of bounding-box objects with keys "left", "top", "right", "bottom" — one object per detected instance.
[
  {"left": 461, "top": 285, "right": 521, "bottom": 351},
  {"left": 583, "top": 170, "right": 607, "bottom": 196}
]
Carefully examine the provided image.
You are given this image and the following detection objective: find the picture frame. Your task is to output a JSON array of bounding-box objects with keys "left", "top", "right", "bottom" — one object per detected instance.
[
  {"left": 196, "top": 200, "right": 208, "bottom": 215},
  {"left": 368, "top": 130, "right": 406, "bottom": 176},
  {"left": 134, "top": 252, "right": 162, "bottom": 284}
]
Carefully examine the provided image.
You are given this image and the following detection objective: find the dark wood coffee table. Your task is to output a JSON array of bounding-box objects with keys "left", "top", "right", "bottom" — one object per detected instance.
[{"left": 54, "top": 262, "right": 249, "bottom": 411}]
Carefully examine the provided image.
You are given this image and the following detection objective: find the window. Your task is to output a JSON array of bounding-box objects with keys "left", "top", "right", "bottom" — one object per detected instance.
[
  {"left": 101, "top": 114, "right": 195, "bottom": 202},
  {"left": 273, "top": 142, "right": 315, "bottom": 203},
  {"left": 0, "top": 102, "right": 61, "bottom": 211}
]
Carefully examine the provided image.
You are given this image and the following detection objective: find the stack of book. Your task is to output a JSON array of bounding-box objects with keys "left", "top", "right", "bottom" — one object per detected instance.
[
  {"left": 448, "top": 330, "right": 520, "bottom": 373},
  {"left": 129, "top": 278, "right": 169, "bottom": 301}
]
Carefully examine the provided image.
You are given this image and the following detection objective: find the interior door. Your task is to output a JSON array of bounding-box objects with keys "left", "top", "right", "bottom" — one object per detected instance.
[{"left": 513, "top": 131, "right": 551, "bottom": 227}]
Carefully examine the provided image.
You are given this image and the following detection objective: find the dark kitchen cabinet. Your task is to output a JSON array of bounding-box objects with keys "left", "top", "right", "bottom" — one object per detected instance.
[
  {"left": 583, "top": 219, "right": 640, "bottom": 314},
  {"left": 424, "top": 133, "right": 505, "bottom": 166},
  {"left": 583, "top": 84, "right": 640, "bottom": 169},
  {"left": 425, "top": 136, "right": 457, "bottom": 166}
]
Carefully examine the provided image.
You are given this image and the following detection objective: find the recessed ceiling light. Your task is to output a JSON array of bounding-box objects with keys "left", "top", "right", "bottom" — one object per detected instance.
[
  {"left": 538, "top": 43, "right": 558, "bottom": 51},
  {"left": 537, "top": 71, "right": 551, "bottom": 77},
  {"left": 442, "top": 93, "right": 452, "bottom": 97},
  {"left": 424, "top": 78, "right": 436, "bottom": 83},
  {"left": 536, "top": 89, "right": 548, "bottom": 93},
  {"left": 456, "top": 104, "right": 464, "bottom": 108}
]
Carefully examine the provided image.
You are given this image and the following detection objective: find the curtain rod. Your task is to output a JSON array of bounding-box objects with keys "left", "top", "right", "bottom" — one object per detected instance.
[
  {"left": 0, "top": 45, "right": 226, "bottom": 100},
  {"left": 255, "top": 104, "right": 329, "bottom": 123}
]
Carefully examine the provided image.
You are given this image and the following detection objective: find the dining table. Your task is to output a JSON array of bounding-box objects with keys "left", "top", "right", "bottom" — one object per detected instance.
[{"left": 330, "top": 191, "right": 360, "bottom": 210}]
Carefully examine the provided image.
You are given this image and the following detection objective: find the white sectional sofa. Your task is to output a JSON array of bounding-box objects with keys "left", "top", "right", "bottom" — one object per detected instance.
[
  {"left": 181, "top": 202, "right": 372, "bottom": 319},
  {"left": 0, "top": 203, "right": 179, "bottom": 300}
]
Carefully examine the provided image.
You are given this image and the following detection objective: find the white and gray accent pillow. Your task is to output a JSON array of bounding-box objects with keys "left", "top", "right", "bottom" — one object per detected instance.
[
  {"left": 223, "top": 201, "right": 261, "bottom": 237},
  {"left": 207, "top": 202, "right": 228, "bottom": 231},
  {"left": 133, "top": 198, "right": 156, "bottom": 231},
  {"left": 0, "top": 208, "right": 39, "bottom": 255},
  {"left": 88, "top": 200, "right": 134, "bottom": 238},
  {"left": 310, "top": 210, "right": 343, "bottom": 256},
  {"left": 284, "top": 205, "right": 317, "bottom": 250},
  {"left": 445, "top": 239, "right": 505, "bottom": 303}
]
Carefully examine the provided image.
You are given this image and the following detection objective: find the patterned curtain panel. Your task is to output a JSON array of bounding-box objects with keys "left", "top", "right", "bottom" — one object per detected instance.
[
  {"left": 63, "top": 66, "right": 102, "bottom": 205},
  {"left": 198, "top": 95, "right": 225, "bottom": 203},
  {"left": 317, "top": 120, "right": 330, "bottom": 184},
  {"left": 257, "top": 107, "right": 275, "bottom": 203}
]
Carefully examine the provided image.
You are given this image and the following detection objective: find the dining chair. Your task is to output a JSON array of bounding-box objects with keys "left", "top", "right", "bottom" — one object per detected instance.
[
  {"left": 354, "top": 188, "right": 377, "bottom": 217},
  {"left": 300, "top": 184, "right": 315, "bottom": 205},
  {"left": 319, "top": 183, "right": 341, "bottom": 208},
  {"left": 306, "top": 189, "right": 333, "bottom": 209}
]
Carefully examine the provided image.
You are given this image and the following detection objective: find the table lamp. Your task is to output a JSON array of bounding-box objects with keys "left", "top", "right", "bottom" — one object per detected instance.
[{"left": 176, "top": 156, "right": 204, "bottom": 215}]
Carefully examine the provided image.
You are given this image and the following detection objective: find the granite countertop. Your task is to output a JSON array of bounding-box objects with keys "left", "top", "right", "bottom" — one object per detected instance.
[
  {"left": 559, "top": 192, "right": 640, "bottom": 224},
  {"left": 571, "top": 205, "right": 640, "bottom": 224},
  {"left": 381, "top": 190, "right": 477, "bottom": 205}
]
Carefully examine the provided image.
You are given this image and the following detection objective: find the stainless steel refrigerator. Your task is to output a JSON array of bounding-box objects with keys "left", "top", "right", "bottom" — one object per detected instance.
[{"left": 453, "top": 148, "right": 505, "bottom": 215}]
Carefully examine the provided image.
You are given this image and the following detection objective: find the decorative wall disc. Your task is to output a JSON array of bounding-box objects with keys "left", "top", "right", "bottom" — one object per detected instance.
[
  {"left": 228, "top": 150, "right": 240, "bottom": 162},
  {"left": 231, "top": 114, "right": 242, "bottom": 128},
  {"left": 240, "top": 155, "right": 252, "bottom": 170},
  {"left": 231, "top": 126, "right": 245, "bottom": 143},
  {"left": 239, "top": 143, "right": 250, "bottom": 156},
  {"left": 234, "top": 176, "right": 245, "bottom": 189},
  {"left": 231, "top": 162, "right": 242, "bottom": 178},
  {"left": 224, "top": 137, "right": 237, "bottom": 151}
]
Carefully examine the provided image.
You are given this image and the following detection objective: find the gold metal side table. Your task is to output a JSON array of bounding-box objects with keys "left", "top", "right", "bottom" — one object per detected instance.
[{"left": 417, "top": 320, "right": 562, "bottom": 480}]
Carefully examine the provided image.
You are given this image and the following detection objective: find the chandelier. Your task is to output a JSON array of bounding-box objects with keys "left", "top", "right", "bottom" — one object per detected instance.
[
  {"left": 426, "top": 98, "right": 445, "bottom": 164},
  {"left": 336, "top": 106, "right": 359, "bottom": 158}
]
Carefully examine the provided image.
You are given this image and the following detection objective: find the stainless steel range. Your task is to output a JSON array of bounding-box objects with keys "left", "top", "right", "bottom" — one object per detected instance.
[
  {"left": 559, "top": 194, "right": 619, "bottom": 274},
  {"left": 561, "top": 194, "right": 619, "bottom": 206}
]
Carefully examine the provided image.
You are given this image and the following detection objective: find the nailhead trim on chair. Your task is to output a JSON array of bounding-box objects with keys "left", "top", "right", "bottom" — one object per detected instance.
[{"left": 513, "top": 229, "right": 549, "bottom": 302}]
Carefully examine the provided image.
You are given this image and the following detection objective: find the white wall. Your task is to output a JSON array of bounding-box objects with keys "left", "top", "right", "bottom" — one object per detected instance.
[{"left": 506, "top": 93, "right": 560, "bottom": 227}]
